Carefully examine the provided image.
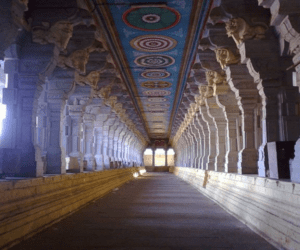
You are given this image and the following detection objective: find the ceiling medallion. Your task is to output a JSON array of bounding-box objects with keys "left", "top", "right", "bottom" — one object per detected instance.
[
  {"left": 130, "top": 35, "right": 177, "bottom": 52},
  {"left": 147, "top": 97, "right": 168, "bottom": 103},
  {"left": 141, "top": 80, "right": 172, "bottom": 89},
  {"left": 143, "top": 90, "right": 171, "bottom": 96},
  {"left": 122, "top": 6, "right": 181, "bottom": 31},
  {"left": 146, "top": 104, "right": 170, "bottom": 108},
  {"left": 141, "top": 69, "right": 171, "bottom": 79},
  {"left": 135, "top": 55, "right": 175, "bottom": 67}
]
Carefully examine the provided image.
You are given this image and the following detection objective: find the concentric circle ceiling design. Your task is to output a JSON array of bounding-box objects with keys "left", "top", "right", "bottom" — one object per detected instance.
[
  {"left": 122, "top": 6, "right": 181, "bottom": 31},
  {"left": 134, "top": 55, "right": 175, "bottom": 67},
  {"left": 130, "top": 35, "right": 177, "bottom": 52},
  {"left": 141, "top": 69, "right": 171, "bottom": 79},
  {"left": 146, "top": 104, "right": 170, "bottom": 108},
  {"left": 147, "top": 98, "right": 168, "bottom": 103},
  {"left": 143, "top": 90, "right": 171, "bottom": 97},
  {"left": 141, "top": 81, "right": 172, "bottom": 89},
  {"left": 105, "top": 0, "right": 210, "bottom": 138}
]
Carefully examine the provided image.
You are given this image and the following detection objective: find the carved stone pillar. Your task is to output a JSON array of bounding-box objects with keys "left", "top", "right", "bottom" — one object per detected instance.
[
  {"left": 199, "top": 104, "right": 217, "bottom": 170},
  {"left": 216, "top": 92, "right": 240, "bottom": 173},
  {"left": 191, "top": 117, "right": 201, "bottom": 168},
  {"left": 165, "top": 147, "right": 168, "bottom": 166},
  {"left": 83, "top": 113, "right": 95, "bottom": 171},
  {"left": 206, "top": 96, "right": 227, "bottom": 172},
  {"left": 195, "top": 112, "right": 207, "bottom": 169},
  {"left": 46, "top": 91, "right": 66, "bottom": 174},
  {"left": 226, "top": 65, "right": 259, "bottom": 174},
  {"left": 102, "top": 115, "right": 116, "bottom": 169},
  {"left": 1, "top": 58, "right": 44, "bottom": 177},
  {"left": 152, "top": 147, "right": 155, "bottom": 167},
  {"left": 108, "top": 119, "right": 119, "bottom": 168},
  {"left": 113, "top": 123, "right": 124, "bottom": 168},
  {"left": 68, "top": 104, "right": 84, "bottom": 173},
  {"left": 117, "top": 127, "right": 127, "bottom": 167},
  {"left": 94, "top": 110, "right": 110, "bottom": 171}
]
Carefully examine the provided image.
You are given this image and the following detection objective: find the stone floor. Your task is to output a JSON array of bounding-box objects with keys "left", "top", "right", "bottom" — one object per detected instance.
[{"left": 10, "top": 172, "right": 277, "bottom": 250}]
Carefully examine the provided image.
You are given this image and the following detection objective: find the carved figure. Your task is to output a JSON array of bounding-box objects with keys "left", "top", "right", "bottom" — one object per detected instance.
[
  {"left": 204, "top": 86, "right": 214, "bottom": 98},
  {"left": 101, "top": 54, "right": 116, "bottom": 74},
  {"left": 215, "top": 48, "right": 240, "bottom": 69},
  {"left": 75, "top": 71, "right": 100, "bottom": 89},
  {"left": 205, "top": 71, "right": 226, "bottom": 86},
  {"left": 32, "top": 20, "right": 73, "bottom": 51},
  {"left": 11, "top": 0, "right": 30, "bottom": 30},
  {"left": 58, "top": 49, "right": 89, "bottom": 74},
  {"left": 225, "top": 18, "right": 267, "bottom": 46},
  {"left": 107, "top": 96, "right": 117, "bottom": 108},
  {"left": 97, "top": 85, "right": 111, "bottom": 100}
]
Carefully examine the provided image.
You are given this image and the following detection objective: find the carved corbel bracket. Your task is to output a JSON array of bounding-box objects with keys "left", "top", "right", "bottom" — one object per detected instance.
[
  {"left": 57, "top": 49, "right": 90, "bottom": 74},
  {"left": 215, "top": 48, "right": 240, "bottom": 69},
  {"left": 74, "top": 71, "right": 100, "bottom": 89},
  {"left": 11, "top": 0, "right": 30, "bottom": 31},
  {"left": 225, "top": 17, "right": 268, "bottom": 46},
  {"left": 32, "top": 20, "right": 73, "bottom": 51}
]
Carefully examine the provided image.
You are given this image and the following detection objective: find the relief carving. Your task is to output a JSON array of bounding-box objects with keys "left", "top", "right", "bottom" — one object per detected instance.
[
  {"left": 57, "top": 49, "right": 89, "bottom": 74},
  {"left": 32, "top": 20, "right": 73, "bottom": 51},
  {"left": 74, "top": 71, "right": 100, "bottom": 89},
  {"left": 11, "top": 0, "right": 30, "bottom": 30},
  {"left": 205, "top": 71, "right": 226, "bottom": 86},
  {"left": 97, "top": 85, "right": 112, "bottom": 100},
  {"left": 215, "top": 48, "right": 240, "bottom": 69},
  {"left": 101, "top": 54, "right": 117, "bottom": 74},
  {"left": 205, "top": 71, "right": 229, "bottom": 96},
  {"left": 225, "top": 18, "right": 267, "bottom": 46}
]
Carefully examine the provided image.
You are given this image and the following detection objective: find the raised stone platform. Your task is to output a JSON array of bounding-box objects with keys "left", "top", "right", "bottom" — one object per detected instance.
[
  {"left": 170, "top": 166, "right": 300, "bottom": 250},
  {"left": 0, "top": 167, "right": 144, "bottom": 249},
  {"left": 145, "top": 166, "right": 170, "bottom": 172},
  {"left": 9, "top": 173, "right": 275, "bottom": 250}
]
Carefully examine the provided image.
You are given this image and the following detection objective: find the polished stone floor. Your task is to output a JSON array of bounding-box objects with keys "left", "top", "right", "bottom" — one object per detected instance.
[{"left": 10, "top": 172, "right": 276, "bottom": 250}]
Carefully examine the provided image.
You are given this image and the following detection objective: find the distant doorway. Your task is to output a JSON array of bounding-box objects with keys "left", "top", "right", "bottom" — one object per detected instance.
[{"left": 155, "top": 148, "right": 165, "bottom": 166}]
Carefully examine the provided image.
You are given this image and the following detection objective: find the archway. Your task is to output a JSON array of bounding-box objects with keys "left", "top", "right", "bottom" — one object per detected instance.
[
  {"left": 155, "top": 148, "right": 165, "bottom": 166},
  {"left": 143, "top": 148, "right": 153, "bottom": 167}
]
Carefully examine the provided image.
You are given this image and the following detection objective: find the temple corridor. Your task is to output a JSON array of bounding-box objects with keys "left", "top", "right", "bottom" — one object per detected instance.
[{"left": 9, "top": 172, "right": 276, "bottom": 250}]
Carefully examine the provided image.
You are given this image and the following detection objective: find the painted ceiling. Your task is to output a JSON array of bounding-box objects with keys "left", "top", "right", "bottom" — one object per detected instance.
[{"left": 94, "top": 0, "right": 211, "bottom": 140}]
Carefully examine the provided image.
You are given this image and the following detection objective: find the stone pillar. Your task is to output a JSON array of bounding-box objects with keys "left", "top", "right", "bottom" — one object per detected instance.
[
  {"left": 68, "top": 104, "right": 84, "bottom": 173},
  {"left": 113, "top": 123, "right": 124, "bottom": 168},
  {"left": 152, "top": 148, "right": 155, "bottom": 167},
  {"left": 94, "top": 110, "right": 110, "bottom": 171},
  {"left": 117, "top": 127, "right": 127, "bottom": 167},
  {"left": 191, "top": 117, "right": 201, "bottom": 168},
  {"left": 1, "top": 58, "right": 43, "bottom": 177},
  {"left": 83, "top": 113, "right": 95, "bottom": 171},
  {"left": 216, "top": 92, "right": 240, "bottom": 173},
  {"left": 206, "top": 96, "right": 227, "bottom": 172},
  {"left": 46, "top": 91, "right": 66, "bottom": 174},
  {"left": 108, "top": 119, "right": 119, "bottom": 168},
  {"left": 102, "top": 115, "right": 116, "bottom": 169},
  {"left": 226, "top": 65, "right": 259, "bottom": 174},
  {"left": 199, "top": 104, "right": 217, "bottom": 170},
  {"left": 165, "top": 148, "right": 168, "bottom": 166},
  {"left": 195, "top": 112, "right": 208, "bottom": 169}
]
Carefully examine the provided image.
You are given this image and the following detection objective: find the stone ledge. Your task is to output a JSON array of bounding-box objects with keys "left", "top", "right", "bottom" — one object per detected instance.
[
  {"left": 170, "top": 167, "right": 300, "bottom": 250},
  {"left": 0, "top": 167, "right": 144, "bottom": 249}
]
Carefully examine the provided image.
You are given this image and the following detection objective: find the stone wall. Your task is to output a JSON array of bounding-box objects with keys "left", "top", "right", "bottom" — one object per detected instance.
[
  {"left": 170, "top": 166, "right": 300, "bottom": 250},
  {"left": 0, "top": 167, "right": 144, "bottom": 249}
]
